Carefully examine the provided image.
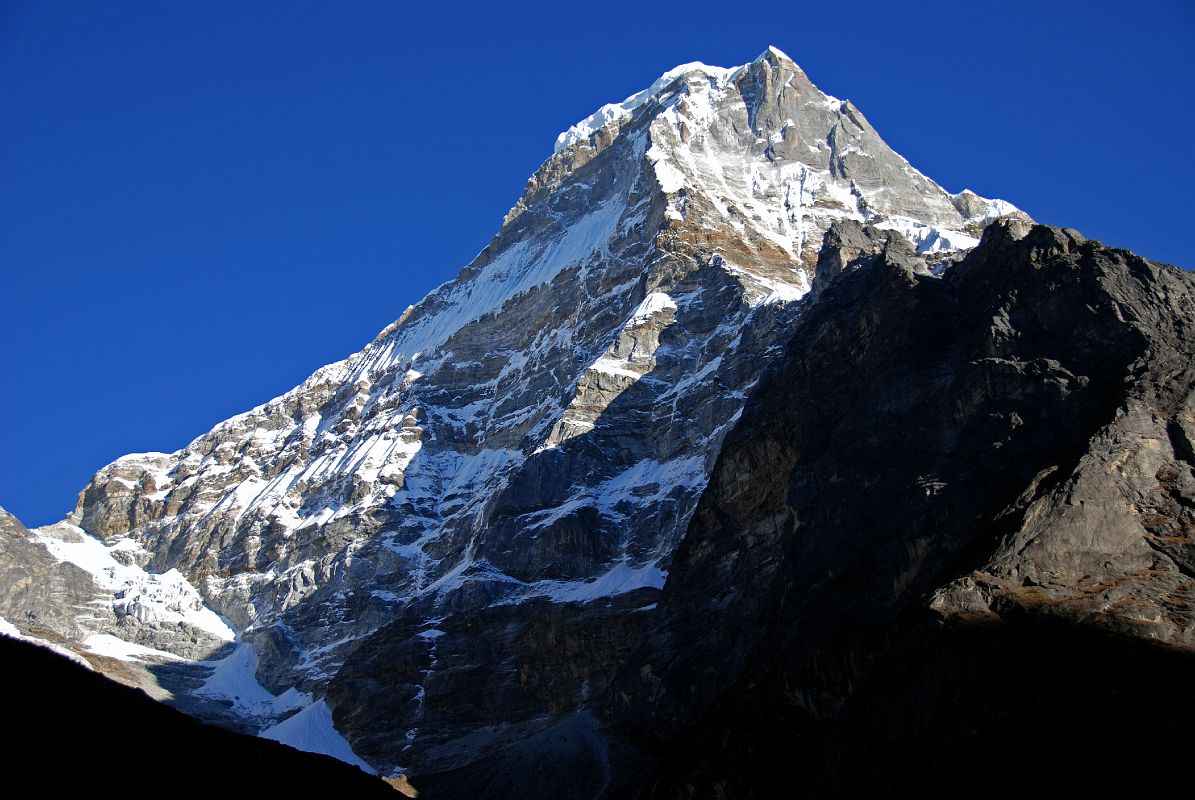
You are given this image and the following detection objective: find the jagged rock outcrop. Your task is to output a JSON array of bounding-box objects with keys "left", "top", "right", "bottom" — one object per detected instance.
[
  {"left": 0, "top": 507, "right": 96, "bottom": 642},
  {"left": 604, "top": 219, "right": 1194, "bottom": 797},
  {"left": 0, "top": 506, "right": 231, "bottom": 667}
]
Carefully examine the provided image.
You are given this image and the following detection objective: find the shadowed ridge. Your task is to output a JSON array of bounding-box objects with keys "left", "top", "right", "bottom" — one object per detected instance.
[
  {"left": 0, "top": 633, "right": 400, "bottom": 796},
  {"left": 603, "top": 221, "right": 1195, "bottom": 796}
]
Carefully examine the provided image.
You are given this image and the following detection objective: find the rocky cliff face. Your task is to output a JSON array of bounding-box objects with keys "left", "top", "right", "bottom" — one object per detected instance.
[
  {"left": 2, "top": 46, "right": 1043, "bottom": 779},
  {"left": 603, "top": 219, "right": 1195, "bottom": 797},
  {"left": 0, "top": 506, "right": 233, "bottom": 678}
]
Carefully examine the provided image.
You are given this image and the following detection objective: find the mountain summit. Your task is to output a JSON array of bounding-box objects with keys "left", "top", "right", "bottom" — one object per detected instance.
[{"left": 2, "top": 48, "right": 1043, "bottom": 778}]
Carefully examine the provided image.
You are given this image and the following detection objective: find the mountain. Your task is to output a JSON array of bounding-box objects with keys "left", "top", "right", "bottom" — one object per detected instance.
[{"left": 7, "top": 44, "right": 1191, "bottom": 796}]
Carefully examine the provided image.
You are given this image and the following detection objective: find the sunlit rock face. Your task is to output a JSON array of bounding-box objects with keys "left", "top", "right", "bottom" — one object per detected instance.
[{"left": 5, "top": 46, "right": 1028, "bottom": 777}]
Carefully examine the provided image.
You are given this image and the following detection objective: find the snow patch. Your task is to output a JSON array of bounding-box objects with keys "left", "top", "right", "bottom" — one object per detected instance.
[
  {"left": 269, "top": 686, "right": 313, "bottom": 715},
  {"left": 373, "top": 199, "right": 630, "bottom": 368},
  {"left": 647, "top": 143, "right": 687, "bottom": 193},
  {"left": 262, "top": 699, "right": 375, "bottom": 773},
  {"left": 554, "top": 61, "right": 736, "bottom": 154},
  {"left": 627, "top": 291, "right": 678, "bottom": 325},
  {"left": 196, "top": 643, "right": 278, "bottom": 715},
  {"left": 718, "top": 260, "right": 811, "bottom": 305},
  {"left": 532, "top": 561, "right": 667, "bottom": 603},
  {"left": 33, "top": 524, "right": 235, "bottom": 641},
  {"left": 537, "top": 292, "right": 678, "bottom": 451},
  {"left": 83, "top": 633, "right": 183, "bottom": 662},
  {"left": 953, "top": 189, "right": 1021, "bottom": 226},
  {"left": 874, "top": 216, "right": 979, "bottom": 254}
]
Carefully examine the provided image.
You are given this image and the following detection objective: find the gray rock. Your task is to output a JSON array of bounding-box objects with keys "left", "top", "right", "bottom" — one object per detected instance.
[{"left": 0, "top": 507, "right": 95, "bottom": 643}]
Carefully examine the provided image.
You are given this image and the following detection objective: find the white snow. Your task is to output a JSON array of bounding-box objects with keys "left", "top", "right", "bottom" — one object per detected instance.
[
  {"left": 762, "top": 45, "right": 794, "bottom": 62},
  {"left": 594, "top": 456, "right": 708, "bottom": 516},
  {"left": 269, "top": 686, "right": 313, "bottom": 715},
  {"left": 647, "top": 143, "right": 688, "bottom": 193},
  {"left": 626, "top": 291, "right": 678, "bottom": 325},
  {"left": 553, "top": 47, "right": 806, "bottom": 156},
  {"left": 718, "top": 260, "right": 811, "bottom": 304},
  {"left": 588, "top": 356, "right": 646, "bottom": 380},
  {"left": 83, "top": 633, "right": 182, "bottom": 662},
  {"left": 379, "top": 199, "right": 629, "bottom": 362},
  {"left": 536, "top": 291, "right": 679, "bottom": 452},
  {"left": 0, "top": 617, "right": 22, "bottom": 638},
  {"left": 262, "top": 699, "right": 375, "bottom": 773},
  {"left": 32, "top": 523, "right": 235, "bottom": 641},
  {"left": 874, "top": 216, "right": 980, "bottom": 254},
  {"left": 532, "top": 560, "right": 667, "bottom": 604},
  {"left": 554, "top": 61, "right": 736, "bottom": 153},
  {"left": 196, "top": 643, "right": 278, "bottom": 714},
  {"left": 953, "top": 189, "right": 1022, "bottom": 226}
]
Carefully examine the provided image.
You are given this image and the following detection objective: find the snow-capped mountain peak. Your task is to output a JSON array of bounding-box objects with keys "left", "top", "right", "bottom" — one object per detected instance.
[
  {"left": 554, "top": 59, "right": 737, "bottom": 154},
  {"left": 4, "top": 48, "right": 1026, "bottom": 774}
]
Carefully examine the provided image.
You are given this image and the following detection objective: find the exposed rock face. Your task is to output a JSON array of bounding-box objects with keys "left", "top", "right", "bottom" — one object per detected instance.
[
  {"left": 329, "top": 590, "right": 656, "bottom": 773},
  {"left": 0, "top": 506, "right": 231, "bottom": 665},
  {"left": 605, "top": 219, "right": 1195, "bottom": 796},
  {"left": 0, "top": 507, "right": 95, "bottom": 642},
  {"left": 2, "top": 46, "right": 1031, "bottom": 777}
]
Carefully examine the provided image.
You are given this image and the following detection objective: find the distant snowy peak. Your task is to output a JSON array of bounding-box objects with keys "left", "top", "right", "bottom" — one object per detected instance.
[
  {"left": 551, "top": 44, "right": 1022, "bottom": 256},
  {"left": 553, "top": 46, "right": 810, "bottom": 154}
]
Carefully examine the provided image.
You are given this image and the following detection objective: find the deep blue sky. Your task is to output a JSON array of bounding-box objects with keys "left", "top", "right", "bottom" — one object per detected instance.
[{"left": 2, "top": 1, "right": 1193, "bottom": 526}]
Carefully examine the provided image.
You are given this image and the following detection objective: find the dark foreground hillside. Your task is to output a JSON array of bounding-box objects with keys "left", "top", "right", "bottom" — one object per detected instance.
[{"left": 0, "top": 634, "right": 396, "bottom": 797}]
